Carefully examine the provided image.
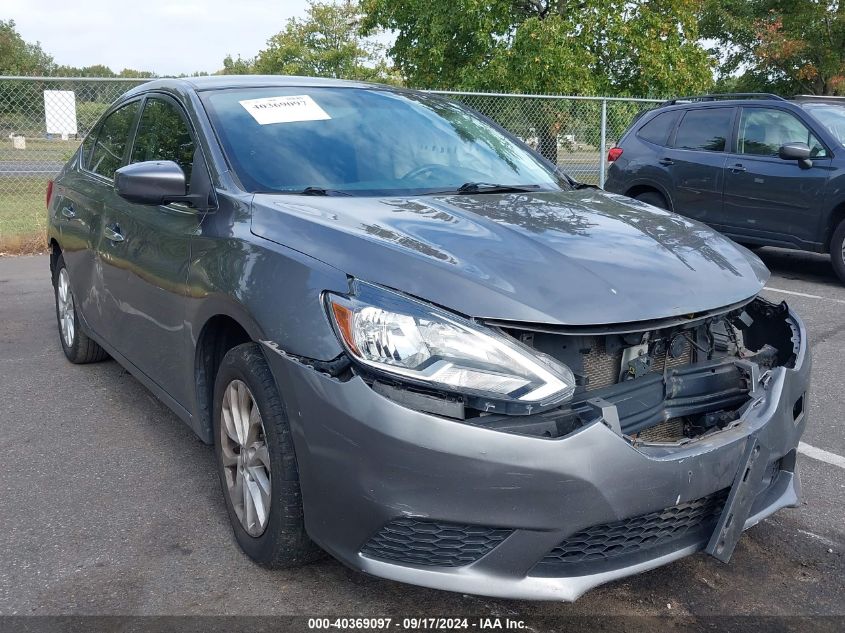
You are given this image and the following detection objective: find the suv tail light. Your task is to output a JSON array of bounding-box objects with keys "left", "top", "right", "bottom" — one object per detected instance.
[
  {"left": 607, "top": 147, "right": 623, "bottom": 162},
  {"left": 46, "top": 180, "right": 54, "bottom": 209}
]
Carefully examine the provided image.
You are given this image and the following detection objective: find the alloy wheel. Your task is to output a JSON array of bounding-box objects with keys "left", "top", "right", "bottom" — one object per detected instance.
[
  {"left": 220, "top": 379, "right": 272, "bottom": 537},
  {"left": 57, "top": 268, "right": 75, "bottom": 348}
]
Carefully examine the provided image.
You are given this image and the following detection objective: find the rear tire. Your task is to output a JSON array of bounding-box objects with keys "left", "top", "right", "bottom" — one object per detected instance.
[
  {"left": 634, "top": 191, "right": 669, "bottom": 210},
  {"left": 212, "top": 342, "right": 321, "bottom": 568},
  {"left": 52, "top": 255, "right": 109, "bottom": 364},
  {"left": 831, "top": 220, "right": 845, "bottom": 284}
]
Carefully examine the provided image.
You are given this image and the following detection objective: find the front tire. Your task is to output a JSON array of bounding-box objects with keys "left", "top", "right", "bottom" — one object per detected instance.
[
  {"left": 212, "top": 342, "right": 321, "bottom": 568},
  {"left": 53, "top": 255, "right": 109, "bottom": 364},
  {"left": 831, "top": 220, "right": 845, "bottom": 284},
  {"left": 634, "top": 190, "right": 669, "bottom": 210}
]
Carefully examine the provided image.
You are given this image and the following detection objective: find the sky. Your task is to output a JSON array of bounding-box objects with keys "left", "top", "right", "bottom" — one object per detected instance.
[{"left": 6, "top": 0, "right": 312, "bottom": 75}]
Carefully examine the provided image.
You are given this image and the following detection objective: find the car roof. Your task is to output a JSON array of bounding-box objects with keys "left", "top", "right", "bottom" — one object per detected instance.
[
  {"left": 632, "top": 94, "right": 808, "bottom": 126},
  {"left": 793, "top": 95, "right": 845, "bottom": 106},
  {"left": 123, "top": 75, "right": 391, "bottom": 99},
  {"left": 799, "top": 101, "right": 845, "bottom": 111},
  {"left": 648, "top": 93, "right": 845, "bottom": 116}
]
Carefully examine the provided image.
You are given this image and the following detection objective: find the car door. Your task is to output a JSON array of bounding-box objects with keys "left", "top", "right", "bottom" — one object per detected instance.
[
  {"left": 721, "top": 106, "right": 832, "bottom": 247},
  {"left": 59, "top": 99, "right": 142, "bottom": 338},
  {"left": 97, "top": 94, "right": 205, "bottom": 408},
  {"left": 660, "top": 107, "right": 734, "bottom": 224}
]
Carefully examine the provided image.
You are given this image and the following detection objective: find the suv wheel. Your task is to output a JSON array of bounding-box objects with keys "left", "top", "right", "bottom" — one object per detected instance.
[
  {"left": 212, "top": 342, "right": 321, "bottom": 567},
  {"left": 832, "top": 220, "right": 845, "bottom": 284},
  {"left": 53, "top": 255, "right": 109, "bottom": 363},
  {"left": 634, "top": 191, "right": 668, "bottom": 210}
]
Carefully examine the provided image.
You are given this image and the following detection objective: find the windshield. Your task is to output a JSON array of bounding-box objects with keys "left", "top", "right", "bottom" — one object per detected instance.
[
  {"left": 201, "top": 87, "right": 563, "bottom": 196},
  {"left": 803, "top": 104, "right": 845, "bottom": 145}
]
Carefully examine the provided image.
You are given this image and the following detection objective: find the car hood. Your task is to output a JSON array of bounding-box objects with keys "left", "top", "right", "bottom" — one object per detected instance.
[{"left": 250, "top": 189, "right": 768, "bottom": 326}]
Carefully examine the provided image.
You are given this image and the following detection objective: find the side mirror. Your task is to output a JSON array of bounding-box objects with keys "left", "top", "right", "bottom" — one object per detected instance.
[
  {"left": 778, "top": 142, "right": 813, "bottom": 168},
  {"left": 115, "top": 160, "right": 188, "bottom": 205}
]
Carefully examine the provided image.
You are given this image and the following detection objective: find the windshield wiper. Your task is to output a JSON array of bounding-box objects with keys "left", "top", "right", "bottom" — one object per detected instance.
[
  {"left": 285, "top": 186, "right": 351, "bottom": 196},
  {"left": 455, "top": 182, "right": 543, "bottom": 195}
]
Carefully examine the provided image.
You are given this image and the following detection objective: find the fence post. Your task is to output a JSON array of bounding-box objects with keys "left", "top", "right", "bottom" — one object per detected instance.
[{"left": 598, "top": 98, "right": 607, "bottom": 189}]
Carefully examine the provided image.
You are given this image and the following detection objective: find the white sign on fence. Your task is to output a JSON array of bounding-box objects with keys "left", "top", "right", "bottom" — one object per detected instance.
[{"left": 43, "top": 90, "right": 78, "bottom": 136}]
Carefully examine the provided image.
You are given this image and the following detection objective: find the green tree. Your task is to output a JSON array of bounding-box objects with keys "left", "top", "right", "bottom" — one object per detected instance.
[
  {"left": 221, "top": 54, "right": 256, "bottom": 75},
  {"left": 248, "top": 0, "right": 392, "bottom": 80},
  {"left": 361, "top": 0, "right": 712, "bottom": 160},
  {"left": 117, "top": 68, "right": 157, "bottom": 78},
  {"left": 0, "top": 19, "right": 54, "bottom": 75},
  {"left": 52, "top": 64, "right": 116, "bottom": 77},
  {"left": 701, "top": 0, "right": 845, "bottom": 95},
  {"left": 362, "top": 0, "right": 711, "bottom": 95}
]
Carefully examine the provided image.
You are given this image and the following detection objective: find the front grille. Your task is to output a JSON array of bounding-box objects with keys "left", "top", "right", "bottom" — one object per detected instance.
[
  {"left": 634, "top": 417, "right": 686, "bottom": 443},
  {"left": 653, "top": 340, "right": 693, "bottom": 372},
  {"left": 581, "top": 339, "right": 692, "bottom": 391},
  {"left": 360, "top": 518, "right": 512, "bottom": 567},
  {"left": 581, "top": 341, "right": 622, "bottom": 390},
  {"left": 532, "top": 489, "right": 729, "bottom": 575}
]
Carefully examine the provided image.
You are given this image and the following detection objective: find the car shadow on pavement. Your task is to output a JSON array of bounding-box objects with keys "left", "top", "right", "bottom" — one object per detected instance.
[{"left": 753, "top": 247, "right": 839, "bottom": 286}]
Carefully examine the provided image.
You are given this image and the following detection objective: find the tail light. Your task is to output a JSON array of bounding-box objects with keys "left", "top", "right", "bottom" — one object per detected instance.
[
  {"left": 607, "top": 147, "right": 623, "bottom": 162},
  {"left": 46, "top": 180, "right": 54, "bottom": 209}
]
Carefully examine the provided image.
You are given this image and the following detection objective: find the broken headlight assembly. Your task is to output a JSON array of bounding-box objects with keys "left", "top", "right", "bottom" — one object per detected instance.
[{"left": 325, "top": 281, "right": 576, "bottom": 414}]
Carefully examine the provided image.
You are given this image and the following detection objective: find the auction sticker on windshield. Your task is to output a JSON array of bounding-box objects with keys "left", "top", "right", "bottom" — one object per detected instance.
[{"left": 239, "top": 95, "right": 331, "bottom": 125}]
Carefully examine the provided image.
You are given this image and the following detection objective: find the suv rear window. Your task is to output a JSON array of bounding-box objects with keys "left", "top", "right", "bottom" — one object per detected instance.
[
  {"left": 637, "top": 110, "right": 680, "bottom": 146},
  {"left": 674, "top": 108, "right": 733, "bottom": 152}
]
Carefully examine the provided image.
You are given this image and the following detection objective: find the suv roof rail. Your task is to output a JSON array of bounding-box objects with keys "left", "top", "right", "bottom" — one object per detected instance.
[{"left": 660, "top": 93, "right": 787, "bottom": 106}]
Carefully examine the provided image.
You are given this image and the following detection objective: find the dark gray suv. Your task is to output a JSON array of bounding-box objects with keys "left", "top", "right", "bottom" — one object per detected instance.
[
  {"left": 46, "top": 77, "right": 809, "bottom": 600},
  {"left": 604, "top": 94, "right": 845, "bottom": 282}
]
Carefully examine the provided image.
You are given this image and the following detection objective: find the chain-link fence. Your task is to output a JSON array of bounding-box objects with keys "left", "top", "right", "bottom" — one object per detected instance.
[
  {"left": 0, "top": 76, "right": 150, "bottom": 252},
  {"left": 427, "top": 91, "right": 662, "bottom": 185},
  {"left": 0, "top": 76, "right": 661, "bottom": 253}
]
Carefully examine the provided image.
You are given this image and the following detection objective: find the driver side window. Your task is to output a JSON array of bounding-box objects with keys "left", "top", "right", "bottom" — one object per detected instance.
[
  {"left": 88, "top": 101, "right": 140, "bottom": 179},
  {"left": 130, "top": 97, "right": 195, "bottom": 186},
  {"left": 737, "top": 108, "right": 827, "bottom": 158}
]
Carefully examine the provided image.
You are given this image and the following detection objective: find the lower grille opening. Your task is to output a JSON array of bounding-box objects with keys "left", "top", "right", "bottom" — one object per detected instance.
[
  {"left": 360, "top": 518, "right": 512, "bottom": 567},
  {"left": 531, "top": 489, "right": 729, "bottom": 576},
  {"left": 633, "top": 417, "right": 686, "bottom": 443}
]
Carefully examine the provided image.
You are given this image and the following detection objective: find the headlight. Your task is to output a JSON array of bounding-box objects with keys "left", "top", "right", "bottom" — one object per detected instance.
[{"left": 325, "top": 281, "right": 575, "bottom": 414}]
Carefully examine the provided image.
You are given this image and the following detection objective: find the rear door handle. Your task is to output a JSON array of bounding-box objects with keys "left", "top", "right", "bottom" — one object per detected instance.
[
  {"left": 61, "top": 204, "right": 76, "bottom": 219},
  {"left": 104, "top": 224, "right": 125, "bottom": 243},
  {"left": 658, "top": 158, "right": 674, "bottom": 166},
  {"left": 730, "top": 164, "right": 747, "bottom": 173}
]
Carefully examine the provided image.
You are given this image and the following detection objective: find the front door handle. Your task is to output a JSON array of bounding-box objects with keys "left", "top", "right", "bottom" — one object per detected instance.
[
  {"left": 61, "top": 204, "right": 76, "bottom": 219},
  {"left": 104, "top": 224, "right": 125, "bottom": 243},
  {"left": 658, "top": 158, "right": 675, "bottom": 166},
  {"left": 730, "top": 164, "right": 747, "bottom": 173}
]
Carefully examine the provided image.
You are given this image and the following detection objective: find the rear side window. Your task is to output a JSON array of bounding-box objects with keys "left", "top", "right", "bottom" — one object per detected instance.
[
  {"left": 674, "top": 108, "right": 733, "bottom": 152},
  {"left": 130, "top": 97, "right": 195, "bottom": 184},
  {"left": 88, "top": 101, "right": 140, "bottom": 179},
  {"left": 636, "top": 110, "right": 680, "bottom": 146}
]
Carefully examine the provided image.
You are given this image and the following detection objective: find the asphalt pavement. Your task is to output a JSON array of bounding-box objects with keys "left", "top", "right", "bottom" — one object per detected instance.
[{"left": 0, "top": 250, "right": 843, "bottom": 623}]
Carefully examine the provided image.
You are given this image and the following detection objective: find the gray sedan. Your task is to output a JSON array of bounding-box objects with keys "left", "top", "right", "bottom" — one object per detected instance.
[{"left": 46, "top": 76, "right": 809, "bottom": 600}]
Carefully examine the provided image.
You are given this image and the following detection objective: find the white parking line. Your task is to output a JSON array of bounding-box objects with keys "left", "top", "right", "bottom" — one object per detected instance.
[
  {"left": 798, "top": 442, "right": 845, "bottom": 470},
  {"left": 797, "top": 529, "right": 840, "bottom": 549},
  {"left": 765, "top": 287, "right": 845, "bottom": 305}
]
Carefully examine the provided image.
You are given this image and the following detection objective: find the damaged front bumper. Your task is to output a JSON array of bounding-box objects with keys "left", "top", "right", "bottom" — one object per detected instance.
[{"left": 262, "top": 307, "right": 809, "bottom": 601}]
